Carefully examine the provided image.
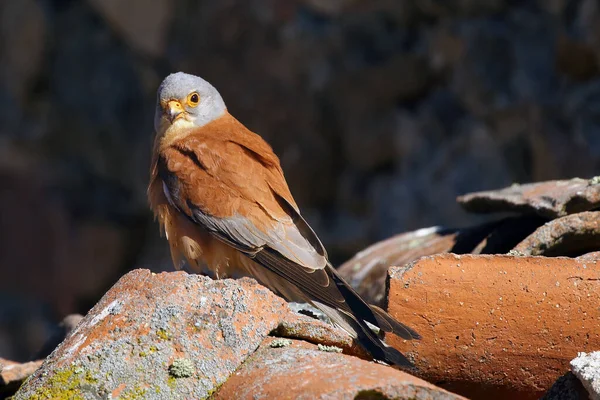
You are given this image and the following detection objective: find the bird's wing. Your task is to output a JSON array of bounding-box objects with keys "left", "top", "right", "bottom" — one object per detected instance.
[{"left": 157, "top": 129, "right": 331, "bottom": 276}]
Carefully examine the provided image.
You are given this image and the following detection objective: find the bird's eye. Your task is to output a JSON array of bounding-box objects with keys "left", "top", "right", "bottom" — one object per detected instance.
[{"left": 187, "top": 92, "right": 200, "bottom": 107}]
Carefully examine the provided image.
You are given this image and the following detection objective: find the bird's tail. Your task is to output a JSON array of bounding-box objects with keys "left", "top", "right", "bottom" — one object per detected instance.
[
  {"left": 319, "top": 264, "right": 421, "bottom": 366},
  {"left": 247, "top": 247, "right": 420, "bottom": 366}
]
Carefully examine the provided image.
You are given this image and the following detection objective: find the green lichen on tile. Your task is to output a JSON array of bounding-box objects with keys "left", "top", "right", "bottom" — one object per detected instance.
[
  {"left": 270, "top": 338, "right": 292, "bottom": 348},
  {"left": 317, "top": 344, "right": 342, "bottom": 353},
  {"left": 27, "top": 364, "right": 99, "bottom": 400},
  {"left": 169, "top": 358, "right": 195, "bottom": 378},
  {"left": 118, "top": 385, "right": 148, "bottom": 400}
]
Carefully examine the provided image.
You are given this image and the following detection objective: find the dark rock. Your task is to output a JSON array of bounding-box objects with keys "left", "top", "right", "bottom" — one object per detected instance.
[
  {"left": 575, "top": 0, "right": 600, "bottom": 69},
  {"left": 417, "top": 0, "right": 506, "bottom": 18},
  {"left": 382, "top": 114, "right": 512, "bottom": 235},
  {"left": 427, "top": 24, "right": 466, "bottom": 75},
  {"left": 458, "top": 178, "right": 600, "bottom": 218},
  {"left": 450, "top": 12, "right": 556, "bottom": 116},
  {"left": 332, "top": 54, "right": 431, "bottom": 171},
  {"left": 332, "top": 54, "right": 431, "bottom": 110},
  {"left": 87, "top": 0, "right": 173, "bottom": 57},
  {"left": 556, "top": 35, "right": 599, "bottom": 81}
]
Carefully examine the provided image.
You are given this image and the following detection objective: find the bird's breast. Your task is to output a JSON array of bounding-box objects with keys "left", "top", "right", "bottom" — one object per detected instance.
[{"left": 159, "top": 119, "right": 198, "bottom": 149}]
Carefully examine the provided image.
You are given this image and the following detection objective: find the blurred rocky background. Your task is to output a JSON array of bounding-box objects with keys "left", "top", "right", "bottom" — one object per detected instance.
[{"left": 1, "top": 0, "right": 600, "bottom": 362}]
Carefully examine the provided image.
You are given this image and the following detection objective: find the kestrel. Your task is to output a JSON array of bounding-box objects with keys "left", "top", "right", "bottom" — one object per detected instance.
[{"left": 148, "top": 72, "right": 420, "bottom": 366}]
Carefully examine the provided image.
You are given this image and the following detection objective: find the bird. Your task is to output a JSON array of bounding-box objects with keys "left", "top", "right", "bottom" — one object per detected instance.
[{"left": 148, "top": 72, "right": 421, "bottom": 366}]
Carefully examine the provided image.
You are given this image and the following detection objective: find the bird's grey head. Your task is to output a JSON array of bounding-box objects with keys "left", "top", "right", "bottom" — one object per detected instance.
[{"left": 154, "top": 72, "right": 226, "bottom": 133}]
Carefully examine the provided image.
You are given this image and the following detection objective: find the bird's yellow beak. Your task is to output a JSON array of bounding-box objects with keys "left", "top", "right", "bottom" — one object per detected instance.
[{"left": 165, "top": 100, "right": 185, "bottom": 123}]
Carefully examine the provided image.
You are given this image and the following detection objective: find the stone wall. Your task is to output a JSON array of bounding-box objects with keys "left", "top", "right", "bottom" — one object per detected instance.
[{"left": 1, "top": 0, "right": 600, "bottom": 360}]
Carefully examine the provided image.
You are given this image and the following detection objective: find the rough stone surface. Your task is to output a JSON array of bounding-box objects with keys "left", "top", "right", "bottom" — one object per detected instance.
[
  {"left": 214, "top": 337, "right": 466, "bottom": 400},
  {"left": 14, "top": 269, "right": 290, "bottom": 400},
  {"left": 458, "top": 178, "right": 600, "bottom": 218},
  {"left": 571, "top": 351, "right": 600, "bottom": 399},
  {"left": 387, "top": 254, "right": 600, "bottom": 398},
  {"left": 512, "top": 211, "right": 600, "bottom": 257}
]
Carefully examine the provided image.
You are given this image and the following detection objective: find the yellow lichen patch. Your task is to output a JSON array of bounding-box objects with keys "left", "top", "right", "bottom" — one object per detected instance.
[
  {"left": 156, "top": 328, "right": 171, "bottom": 340},
  {"left": 29, "top": 365, "right": 98, "bottom": 400},
  {"left": 119, "top": 385, "right": 148, "bottom": 400}
]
